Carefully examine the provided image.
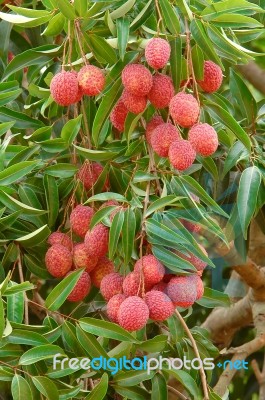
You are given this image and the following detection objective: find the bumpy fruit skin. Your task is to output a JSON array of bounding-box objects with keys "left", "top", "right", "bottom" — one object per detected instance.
[
  {"left": 188, "top": 123, "right": 218, "bottom": 156},
  {"left": 168, "top": 140, "right": 196, "bottom": 171},
  {"left": 166, "top": 276, "right": 197, "bottom": 307},
  {"left": 100, "top": 272, "right": 124, "bottom": 301},
  {"left": 145, "top": 115, "right": 164, "bottom": 144},
  {"left": 151, "top": 123, "right": 181, "bottom": 158},
  {"left": 67, "top": 271, "right": 91, "bottom": 302},
  {"left": 148, "top": 74, "right": 174, "bottom": 109},
  {"left": 192, "top": 275, "right": 204, "bottom": 300},
  {"left": 122, "top": 64, "right": 153, "bottom": 96},
  {"left": 145, "top": 38, "right": 171, "bottom": 69},
  {"left": 145, "top": 290, "right": 175, "bottom": 321},
  {"left": 180, "top": 219, "right": 201, "bottom": 234},
  {"left": 50, "top": 71, "right": 79, "bottom": 106},
  {"left": 85, "top": 223, "right": 109, "bottom": 258},
  {"left": 198, "top": 61, "right": 223, "bottom": 93},
  {"left": 90, "top": 256, "right": 114, "bottom": 288},
  {"left": 73, "top": 243, "right": 98, "bottom": 272},
  {"left": 70, "top": 205, "right": 94, "bottom": 238},
  {"left": 110, "top": 99, "right": 129, "bottom": 132},
  {"left": 107, "top": 294, "right": 126, "bottom": 323},
  {"left": 118, "top": 296, "right": 149, "bottom": 331},
  {"left": 151, "top": 281, "right": 167, "bottom": 292},
  {"left": 77, "top": 162, "right": 107, "bottom": 190},
  {"left": 47, "top": 232, "right": 72, "bottom": 251},
  {"left": 45, "top": 244, "right": 72, "bottom": 278},
  {"left": 177, "top": 244, "right": 208, "bottom": 272},
  {"left": 169, "top": 93, "right": 200, "bottom": 128},
  {"left": 134, "top": 255, "right": 165, "bottom": 286},
  {"left": 123, "top": 272, "right": 141, "bottom": 297},
  {"left": 77, "top": 65, "right": 105, "bottom": 96},
  {"left": 122, "top": 90, "right": 147, "bottom": 114}
]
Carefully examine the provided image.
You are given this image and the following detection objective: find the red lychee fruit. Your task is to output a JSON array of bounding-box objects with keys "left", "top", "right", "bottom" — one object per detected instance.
[
  {"left": 122, "top": 64, "right": 153, "bottom": 96},
  {"left": 122, "top": 90, "right": 147, "bottom": 114},
  {"left": 85, "top": 223, "right": 109, "bottom": 258},
  {"left": 107, "top": 293, "right": 126, "bottom": 323},
  {"left": 123, "top": 272, "right": 141, "bottom": 297},
  {"left": 70, "top": 71, "right": 83, "bottom": 103},
  {"left": 70, "top": 205, "right": 94, "bottom": 238},
  {"left": 169, "top": 92, "right": 200, "bottom": 128},
  {"left": 118, "top": 296, "right": 149, "bottom": 331},
  {"left": 134, "top": 255, "right": 165, "bottom": 286},
  {"left": 191, "top": 274, "right": 204, "bottom": 300},
  {"left": 67, "top": 271, "right": 91, "bottom": 302},
  {"left": 90, "top": 256, "right": 114, "bottom": 288},
  {"left": 181, "top": 219, "right": 201, "bottom": 234},
  {"left": 145, "top": 290, "right": 175, "bottom": 321},
  {"left": 50, "top": 71, "right": 79, "bottom": 106},
  {"left": 77, "top": 65, "right": 105, "bottom": 96},
  {"left": 47, "top": 232, "right": 72, "bottom": 251},
  {"left": 145, "top": 115, "right": 164, "bottom": 144},
  {"left": 77, "top": 162, "right": 107, "bottom": 190},
  {"left": 168, "top": 140, "right": 196, "bottom": 171},
  {"left": 166, "top": 276, "right": 197, "bottom": 307},
  {"left": 176, "top": 244, "right": 208, "bottom": 272},
  {"left": 110, "top": 99, "right": 129, "bottom": 132},
  {"left": 45, "top": 244, "right": 72, "bottom": 278},
  {"left": 163, "top": 274, "right": 175, "bottom": 283},
  {"left": 145, "top": 38, "right": 171, "bottom": 70},
  {"left": 151, "top": 281, "right": 167, "bottom": 292},
  {"left": 188, "top": 123, "right": 218, "bottom": 156},
  {"left": 197, "top": 61, "right": 223, "bottom": 93},
  {"left": 148, "top": 74, "right": 174, "bottom": 109},
  {"left": 151, "top": 123, "right": 181, "bottom": 158},
  {"left": 100, "top": 272, "right": 124, "bottom": 301},
  {"left": 73, "top": 243, "right": 98, "bottom": 272}
]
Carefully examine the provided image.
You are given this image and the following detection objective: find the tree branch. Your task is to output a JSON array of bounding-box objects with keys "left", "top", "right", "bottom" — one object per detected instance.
[{"left": 237, "top": 62, "right": 265, "bottom": 95}]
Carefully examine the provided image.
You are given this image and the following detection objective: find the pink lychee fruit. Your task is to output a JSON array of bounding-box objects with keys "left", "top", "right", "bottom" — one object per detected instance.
[
  {"left": 145, "top": 115, "right": 164, "bottom": 144},
  {"left": 188, "top": 123, "right": 218, "bottom": 156},
  {"left": 47, "top": 232, "right": 72, "bottom": 251},
  {"left": 145, "top": 38, "right": 171, "bottom": 70},
  {"left": 197, "top": 61, "right": 223, "bottom": 93},
  {"left": 107, "top": 293, "right": 126, "bottom": 323},
  {"left": 168, "top": 140, "right": 196, "bottom": 171},
  {"left": 122, "top": 64, "right": 153, "bottom": 96},
  {"left": 145, "top": 290, "right": 175, "bottom": 321},
  {"left": 110, "top": 99, "right": 129, "bottom": 132},
  {"left": 90, "top": 256, "right": 114, "bottom": 288},
  {"left": 148, "top": 74, "right": 174, "bottom": 109},
  {"left": 100, "top": 272, "right": 124, "bottom": 301},
  {"left": 134, "top": 255, "right": 165, "bottom": 286},
  {"left": 166, "top": 276, "right": 197, "bottom": 307},
  {"left": 176, "top": 244, "right": 208, "bottom": 272},
  {"left": 45, "top": 244, "right": 72, "bottom": 278},
  {"left": 70, "top": 205, "right": 94, "bottom": 238},
  {"left": 73, "top": 243, "right": 98, "bottom": 272},
  {"left": 50, "top": 71, "right": 79, "bottom": 106},
  {"left": 118, "top": 296, "right": 149, "bottom": 331},
  {"left": 122, "top": 90, "right": 147, "bottom": 114},
  {"left": 77, "top": 65, "right": 105, "bottom": 96},
  {"left": 151, "top": 123, "right": 181, "bottom": 157},
  {"left": 84, "top": 223, "right": 109, "bottom": 258},
  {"left": 169, "top": 92, "right": 200, "bottom": 128},
  {"left": 67, "top": 271, "right": 91, "bottom": 302}
]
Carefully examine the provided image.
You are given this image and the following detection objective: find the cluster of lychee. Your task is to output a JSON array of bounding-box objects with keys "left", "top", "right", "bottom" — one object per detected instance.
[
  {"left": 110, "top": 37, "right": 222, "bottom": 171},
  {"left": 50, "top": 65, "right": 105, "bottom": 107}
]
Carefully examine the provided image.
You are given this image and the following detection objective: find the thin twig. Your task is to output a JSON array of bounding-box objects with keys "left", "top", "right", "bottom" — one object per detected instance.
[
  {"left": 17, "top": 247, "right": 29, "bottom": 325},
  {"left": 167, "top": 385, "right": 190, "bottom": 400}
]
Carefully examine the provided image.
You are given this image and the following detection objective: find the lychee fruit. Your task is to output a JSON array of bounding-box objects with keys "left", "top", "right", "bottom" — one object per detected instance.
[
  {"left": 85, "top": 223, "right": 109, "bottom": 258},
  {"left": 192, "top": 275, "right": 204, "bottom": 300},
  {"left": 122, "top": 64, "right": 153, "bottom": 96},
  {"left": 70, "top": 71, "right": 83, "bottom": 103},
  {"left": 151, "top": 281, "right": 167, "bottom": 292},
  {"left": 188, "top": 123, "right": 218, "bottom": 156},
  {"left": 107, "top": 293, "right": 126, "bottom": 323},
  {"left": 110, "top": 99, "right": 129, "bottom": 132},
  {"left": 70, "top": 205, "right": 94, "bottom": 238},
  {"left": 122, "top": 90, "right": 147, "bottom": 114},
  {"left": 169, "top": 92, "right": 200, "bottom": 128},
  {"left": 168, "top": 140, "right": 196, "bottom": 171},
  {"left": 148, "top": 74, "right": 174, "bottom": 109},
  {"left": 166, "top": 276, "right": 197, "bottom": 307},
  {"left": 100, "top": 272, "right": 124, "bottom": 301},
  {"left": 77, "top": 65, "right": 105, "bottom": 96},
  {"left": 45, "top": 244, "right": 72, "bottom": 278},
  {"left": 134, "top": 255, "right": 165, "bottom": 286},
  {"left": 77, "top": 162, "right": 107, "bottom": 190},
  {"left": 73, "top": 243, "right": 98, "bottom": 272},
  {"left": 50, "top": 71, "right": 79, "bottom": 106},
  {"left": 145, "top": 115, "right": 164, "bottom": 144},
  {"left": 90, "top": 256, "right": 114, "bottom": 288},
  {"left": 176, "top": 244, "right": 208, "bottom": 272},
  {"left": 145, "top": 290, "right": 175, "bottom": 321},
  {"left": 118, "top": 296, "right": 149, "bottom": 331},
  {"left": 145, "top": 38, "right": 171, "bottom": 70},
  {"left": 151, "top": 123, "right": 181, "bottom": 158},
  {"left": 181, "top": 219, "right": 201, "bottom": 234},
  {"left": 123, "top": 272, "right": 141, "bottom": 297},
  {"left": 47, "top": 232, "right": 72, "bottom": 251},
  {"left": 67, "top": 271, "right": 91, "bottom": 302},
  {"left": 197, "top": 61, "right": 223, "bottom": 93},
  {"left": 163, "top": 274, "right": 175, "bottom": 283}
]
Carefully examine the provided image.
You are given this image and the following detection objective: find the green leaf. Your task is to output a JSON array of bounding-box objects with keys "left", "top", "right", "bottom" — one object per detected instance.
[
  {"left": 170, "top": 37, "right": 182, "bottom": 92},
  {"left": 19, "top": 345, "right": 65, "bottom": 365},
  {"left": 114, "top": 369, "right": 155, "bottom": 387},
  {"left": 0, "top": 107, "right": 44, "bottom": 129},
  {"left": 237, "top": 166, "right": 261, "bottom": 238},
  {"left": 159, "top": 0, "right": 180, "bottom": 34},
  {"left": 209, "top": 14, "right": 263, "bottom": 28},
  {"left": 0, "top": 11, "right": 51, "bottom": 26},
  {"left": 57, "top": 0, "right": 76, "bottom": 19},
  {"left": 74, "top": 145, "right": 119, "bottom": 161},
  {"left": 152, "top": 373, "right": 167, "bottom": 400},
  {"left": 74, "top": 0, "right": 88, "bottom": 16},
  {"left": 191, "top": 45, "right": 204, "bottom": 80},
  {"left": 0, "top": 191, "right": 46, "bottom": 215},
  {"left": 7, "top": 284, "right": 24, "bottom": 323},
  {"left": 90, "top": 206, "right": 117, "bottom": 230},
  {"left": 145, "top": 195, "right": 182, "bottom": 217},
  {"left": 196, "top": 288, "right": 230, "bottom": 308},
  {"left": 113, "top": 385, "right": 150, "bottom": 400},
  {"left": 87, "top": 34, "right": 117, "bottom": 64},
  {"left": 16, "top": 225, "right": 50, "bottom": 247},
  {"left": 201, "top": 0, "right": 264, "bottom": 19},
  {"left": 42, "top": 12, "right": 66, "bottom": 36},
  {"left": 197, "top": 156, "right": 218, "bottom": 180},
  {"left": 85, "top": 373, "right": 108, "bottom": 400},
  {"left": 0, "top": 122, "right": 14, "bottom": 138},
  {"left": 79, "top": 318, "right": 139, "bottom": 342},
  {"left": 0, "top": 297, "right": 5, "bottom": 339},
  {"left": 163, "top": 368, "right": 202, "bottom": 399},
  {"left": 45, "top": 269, "right": 85, "bottom": 311},
  {"left": 130, "top": 0, "right": 154, "bottom": 30},
  {"left": 86, "top": 192, "right": 128, "bottom": 203},
  {"left": 4, "top": 282, "right": 34, "bottom": 296},
  {"left": 61, "top": 115, "right": 82, "bottom": 145},
  {"left": 109, "top": 210, "right": 124, "bottom": 259},
  {"left": 7, "top": 5, "right": 50, "bottom": 17},
  {"left": 76, "top": 325, "right": 109, "bottom": 359},
  {"left": 122, "top": 208, "right": 136, "bottom": 265},
  {"left": 44, "top": 175, "right": 59, "bottom": 228},
  {"left": 117, "top": 17, "right": 129, "bottom": 61},
  {"left": 137, "top": 335, "right": 168, "bottom": 352},
  {"left": 7, "top": 329, "right": 49, "bottom": 346},
  {"left": 110, "top": 0, "right": 136, "bottom": 19},
  {"left": 0, "top": 161, "right": 38, "bottom": 186},
  {"left": 32, "top": 376, "right": 59, "bottom": 400},
  {"left": 222, "top": 141, "right": 248, "bottom": 178},
  {"left": 44, "top": 164, "right": 78, "bottom": 178},
  {"left": 152, "top": 245, "right": 196, "bottom": 273},
  {"left": 11, "top": 375, "right": 33, "bottom": 400}
]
